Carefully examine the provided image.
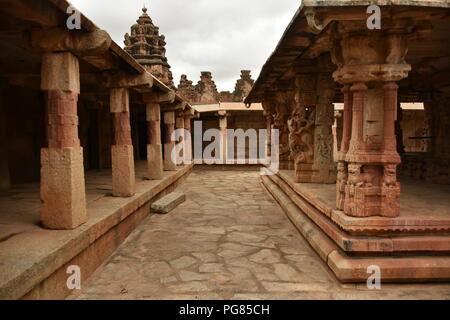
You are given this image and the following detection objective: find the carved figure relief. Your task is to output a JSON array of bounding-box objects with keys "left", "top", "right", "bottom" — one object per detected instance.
[{"left": 288, "top": 104, "right": 315, "bottom": 165}]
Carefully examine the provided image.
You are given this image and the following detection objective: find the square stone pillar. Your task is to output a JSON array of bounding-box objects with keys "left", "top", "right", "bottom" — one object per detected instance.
[
  {"left": 40, "top": 52, "right": 87, "bottom": 230},
  {"left": 163, "top": 111, "right": 177, "bottom": 171},
  {"left": 184, "top": 117, "right": 193, "bottom": 163},
  {"left": 175, "top": 114, "right": 185, "bottom": 166},
  {"left": 219, "top": 112, "right": 228, "bottom": 164},
  {"left": 312, "top": 74, "right": 336, "bottom": 184},
  {"left": 146, "top": 103, "right": 163, "bottom": 180},
  {"left": 0, "top": 80, "right": 10, "bottom": 190},
  {"left": 110, "top": 88, "right": 135, "bottom": 197}
]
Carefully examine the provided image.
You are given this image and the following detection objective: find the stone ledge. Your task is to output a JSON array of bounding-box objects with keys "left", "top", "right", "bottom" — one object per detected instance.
[
  {"left": 151, "top": 192, "right": 186, "bottom": 214},
  {"left": 0, "top": 164, "right": 193, "bottom": 300},
  {"left": 278, "top": 170, "right": 450, "bottom": 234},
  {"left": 268, "top": 173, "right": 450, "bottom": 253},
  {"left": 261, "top": 175, "right": 450, "bottom": 282}
]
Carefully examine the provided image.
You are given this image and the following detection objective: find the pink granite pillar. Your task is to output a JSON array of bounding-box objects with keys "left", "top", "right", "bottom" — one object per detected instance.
[
  {"left": 184, "top": 116, "right": 193, "bottom": 163},
  {"left": 40, "top": 52, "right": 87, "bottom": 230},
  {"left": 349, "top": 82, "right": 367, "bottom": 155},
  {"left": 163, "top": 111, "right": 177, "bottom": 171},
  {"left": 110, "top": 88, "right": 135, "bottom": 197},
  {"left": 383, "top": 82, "right": 399, "bottom": 154},
  {"left": 175, "top": 114, "right": 185, "bottom": 166},
  {"left": 147, "top": 103, "right": 164, "bottom": 180},
  {"left": 336, "top": 85, "right": 353, "bottom": 210}
]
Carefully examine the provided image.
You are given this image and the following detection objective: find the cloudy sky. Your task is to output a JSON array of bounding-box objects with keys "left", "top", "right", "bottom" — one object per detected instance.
[{"left": 69, "top": 0, "right": 301, "bottom": 92}]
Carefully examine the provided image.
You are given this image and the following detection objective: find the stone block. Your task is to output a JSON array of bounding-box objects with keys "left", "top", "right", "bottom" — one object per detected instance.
[
  {"left": 110, "top": 88, "right": 129, "bottom": 113},
  {"left": 164, "top": 143, "right": 177, "bottom": 171},
  {"left": 147, "top": 144, "right": 163, "bottom": 180},
  {"left": 40, "top": 147, "right": 87, "bottom": 229},
  {"left": 111, "top": 145, "right": 135, "bottom": 197},
  {"left": 151, "top": 192, "right": 186, "bottom": 214},
  {"left": 41, "top": 52, "right": 80, "bottom": 93}
]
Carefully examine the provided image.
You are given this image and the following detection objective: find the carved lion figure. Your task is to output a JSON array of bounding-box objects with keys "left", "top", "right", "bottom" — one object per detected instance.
[{"left": 383, "top": 164, "right": 398, "bottom": 188}]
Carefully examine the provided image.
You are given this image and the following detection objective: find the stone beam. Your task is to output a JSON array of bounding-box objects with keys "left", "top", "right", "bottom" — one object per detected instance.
[
  {"left": 161, "top": 101, "right": 187, "bottom": 112},
  {"left": 142, "top": 91, "right": 176, "bottom": 104},
  {"left": 0, "top": 0, "right": 62, "bottom": 27},
  {"left": 100, "top": 72, "right": 154, "bottom": 89},
  {"left": 31, "top": 28, "right": 111, "bottom": 56}
]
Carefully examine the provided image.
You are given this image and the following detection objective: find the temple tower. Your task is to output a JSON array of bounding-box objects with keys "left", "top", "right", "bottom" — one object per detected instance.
[{"left": 124, "top": 8, "right": 175, "bottom": 89}]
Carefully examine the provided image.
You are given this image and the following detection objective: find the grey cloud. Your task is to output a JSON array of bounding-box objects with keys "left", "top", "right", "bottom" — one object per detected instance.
[{"left": 70, "top": 0, "right": 300, "bottom": 91}]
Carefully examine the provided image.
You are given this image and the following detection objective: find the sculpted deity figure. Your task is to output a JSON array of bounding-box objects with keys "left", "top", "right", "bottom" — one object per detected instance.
[{"left": 288, "top": 104, "right": 315, "bottom": 165}]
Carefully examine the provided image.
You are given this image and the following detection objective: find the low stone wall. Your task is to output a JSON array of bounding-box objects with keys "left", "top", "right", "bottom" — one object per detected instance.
[
  {"left": 261, "top": 171, "right": 450, "bottom": 282},
  {"left": 0, "top": 165, "right": 193, "bottom": 300}
]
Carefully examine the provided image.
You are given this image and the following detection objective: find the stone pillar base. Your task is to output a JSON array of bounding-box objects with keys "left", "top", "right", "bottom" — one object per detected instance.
[
  {"left": 111, "top": 145, "right": 135, "bottom": 197},
  {"left": 295, "top": 163, "right": 336, "bottom": 184},
  {"left": 295, "top": 163, "right": 315, "bottom": 183},
  {"left": 147, "top": 144, "right": 163, "bottom": 180},
  {"left": 164, "top": 143, "right": 177, "bottom": 171},
  {"left": 40, "top": 147, "right": 87, "bottom": 230},
  {"left": 312, "top": 164, "right": 336, "bottom": 184},
  {"left": 344, "top": 163, "right": 401, "bottom": 218}
]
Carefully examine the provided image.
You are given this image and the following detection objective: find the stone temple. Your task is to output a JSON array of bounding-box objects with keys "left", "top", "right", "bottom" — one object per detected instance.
[{"left": 0, "top": 0, "right": 450, "bottom": 301}]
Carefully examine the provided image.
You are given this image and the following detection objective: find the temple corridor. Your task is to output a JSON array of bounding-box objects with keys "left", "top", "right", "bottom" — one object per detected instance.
[{"left": 69, "top": 169, "right": 450, "bottom": 300}]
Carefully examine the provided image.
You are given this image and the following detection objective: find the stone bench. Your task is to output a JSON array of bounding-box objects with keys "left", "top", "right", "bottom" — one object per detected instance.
[{"left": 151, "top": 192, "right": 186, "bottom": 214}]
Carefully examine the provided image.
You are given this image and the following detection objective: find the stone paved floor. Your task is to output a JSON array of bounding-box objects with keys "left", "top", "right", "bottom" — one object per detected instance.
[{"left": 71, "top": 169, "right": 450, "bottom": 300}]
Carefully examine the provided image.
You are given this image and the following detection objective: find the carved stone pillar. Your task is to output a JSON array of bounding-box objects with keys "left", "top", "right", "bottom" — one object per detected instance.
[
  {"left": 332, "top": 21, "right": 411, "bottom": 218},
  {"left": 110, "top": 88, "right": 135, "bottom": 197},
  {"left": 274, "top": 92, "right": 292, "bottom": 170},
  {"left": 147, "top": 103, "right": 163, "bottom": 179},
  {"left": 175, "top": 112, "right": 185, "bottom": 166},
  {"left": 40, "top": 52, "right": 87, "bottom": 229},
  {"left": 336, "top": 85, "right": 353, "bottom": 210},
  {"left": 289, "top": 75, "right": 316, "bottom": 181},
  {"left": 312, "top": 74, "right": 336, "bottom": 183},
  {"left": 163, "top": 111, "right": 177, "bottom": 171}
]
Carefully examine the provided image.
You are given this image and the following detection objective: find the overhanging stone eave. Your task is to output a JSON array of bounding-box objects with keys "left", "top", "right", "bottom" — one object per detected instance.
[
  {"left": 302, "top": 0, "right": 450, "bottom": 9},
  {"left": 247, "top": 1, "right": 450, "bottom": 104}
]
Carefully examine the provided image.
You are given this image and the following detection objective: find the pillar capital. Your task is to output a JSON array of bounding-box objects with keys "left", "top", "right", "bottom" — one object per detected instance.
[
  {"left": 110, "top": 87, "right": 130, "bottom": 113},
  {"left": 331, "top": 21, "right": 412, "bottom": 85},
  {"left": 41, "top": 52, "right": 80, "bottom": 93}
]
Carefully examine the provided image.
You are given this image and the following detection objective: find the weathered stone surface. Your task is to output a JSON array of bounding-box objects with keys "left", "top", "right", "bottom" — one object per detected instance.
[
  {"left": 41, "top": 52, "right": 80, "bottom": 93},
  {"left": 151, "top": 192, "right": 186, "bottom": 214},
  {"left": 40, "top": 147, "right": 87, "bottom": 230},
  {"left": 249, "top": 249, "right": 282, "bottom": 264},
  {"left": 71, "top": 170, "right": 450, "bottom": 300},
  {"left": 147, "top": 144, "right": 163, "bottom": 180},
  {"left": 111, "top": 145, "right": 135, "bottom": 197}
]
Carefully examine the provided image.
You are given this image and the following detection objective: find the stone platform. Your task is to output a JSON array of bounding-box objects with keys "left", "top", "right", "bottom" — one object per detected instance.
[
  {"left": 0, "top": 161, "right": 193, "bottom": 299},
  {"left": 261, "top": 170, "right": 450, "bottom": 282}
]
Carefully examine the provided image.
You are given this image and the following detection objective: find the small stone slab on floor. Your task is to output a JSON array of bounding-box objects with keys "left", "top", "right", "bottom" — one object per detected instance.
[{"left": 151, "top": 192, "right": 186, "bottom": 214}]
